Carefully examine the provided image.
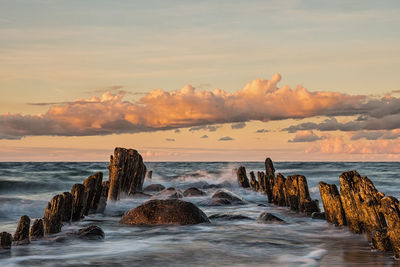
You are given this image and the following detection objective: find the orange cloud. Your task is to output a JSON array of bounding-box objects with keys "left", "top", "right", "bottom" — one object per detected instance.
[
  {"left": 306, "top": 135, "right": 400, "bottom": 155},
  {"left": 1, "top": 74, "right": 398, "bottom": 139}
]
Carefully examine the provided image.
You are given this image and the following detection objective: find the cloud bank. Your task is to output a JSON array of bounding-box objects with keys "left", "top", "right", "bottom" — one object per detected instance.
[
  {"left": 288, "top": 130, "right": 325, "bottom": 143},
  {"left": 1, "top": 73, "right": 400, "bottom": 139}
]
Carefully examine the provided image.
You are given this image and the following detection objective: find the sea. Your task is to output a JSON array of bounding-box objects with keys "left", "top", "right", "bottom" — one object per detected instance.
[{"left": 0, "top": 161, "right": 400, "bottom": 266}]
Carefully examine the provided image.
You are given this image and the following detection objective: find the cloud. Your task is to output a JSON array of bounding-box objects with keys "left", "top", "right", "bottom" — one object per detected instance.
[
  {"left": 288, "top": 130, "right": 325, "bottom": 143},
  {"left": 165, "top": 138, "right": 175, "bottom": 142},
  {"left": 189, "top": 125, "right": 221, "bottom": 132},
  {"left": 351, "top": 130, "right": 400, "bottom": 140},
  {"left": 174, "top": 129, "right": 181, "bottom": 133},
  {"left": 2, "top": 73, "right": 400, "bottom": 139},
  {"left": 201, "top": 135, "right": 208, "bottom": 139},
  {"left": 256, "top": 129, "right": 269, "bottom": 133},
  {"left": 219, "top": 136, "right": 234, "bottom": 141},
  {"left": 306, "top": 136, "right": 400, "bottom": 155},
  {"left": 283, "top": 114, "right": 400, "bottom": 133},
  {"left": 231, "top": 122, "right": 246, "bottom": 129}
]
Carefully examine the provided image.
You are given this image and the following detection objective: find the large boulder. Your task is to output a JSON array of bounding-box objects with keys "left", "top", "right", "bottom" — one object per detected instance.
[{"left": 120, "top": 199, "right": 210, "bottom": 225}]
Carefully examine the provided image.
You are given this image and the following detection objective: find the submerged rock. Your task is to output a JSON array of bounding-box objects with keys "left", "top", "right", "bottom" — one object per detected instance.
[
  {"left": 153, "top": 187, "right": 183, "bottom": 199},
  {"left": 108, "top": 147, "right": 146, "bottom": 201},
  {"left": 183, "top": 187, "right": 206, "bottom": 197},
  {"left": 311, "top": 212, "right": 326, "bottom": 220},
  {"left": 211, "top": 189, "right": 245, "bottom": 203},
  {"left": 129, "top": 192, "right": 152, "bottom": 198},
  {"left": 13, "top": 215, "right": 30, "bottom": 245},
  {"left": 209, "top": 214, "right": 252, "bottom": 221},
  {"left": 120, "top": 199, "right": 210, "bottom": 225},
  {"left": 257, "top": 212, "right": 285, "bottom": 224},
  {"left": 0, "top": 232, "right": 12, "bottom": 249},
  {"left": 72, "top": 225, "right": 105, "bottom": 240},
  {"left": 30, "top": 218, "right": 44, "bottom": 240},
  {"left": 144, "top": 184, "right": 166, "bottom": 192}
]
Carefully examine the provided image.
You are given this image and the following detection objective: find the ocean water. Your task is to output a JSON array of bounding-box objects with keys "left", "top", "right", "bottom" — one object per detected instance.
[{"left": 0, "top": 161, "right": 400, "bottom": 266}]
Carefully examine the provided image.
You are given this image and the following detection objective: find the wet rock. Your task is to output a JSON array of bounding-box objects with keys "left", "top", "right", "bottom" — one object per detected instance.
[
  {"left": 183, "top": 187, "right": 206, "bottom": 197},
  {"left": 146, "top": 170, "right": 153, "bottom": 179},
  {"left": 153, "top": 187, "right": 183, "bottom": 199},
  {"left": 311, "top": 212, "right": 325, "bottom": 220},
  {"left": 208, "top": 214, "right": 252, "bottom": 221},
  {"left": 318, "top": 182, "right": 346, "bottom": 226},
  {"left": 144, "top": 184, "right": 166, "bottom": 192},
  {"left": 211, "top": 189, "right": 246, "bottom": 205},
  {"left": 83, "top": 172, "right": 103, "bottom": 215},
  {"left": 129, "top": 191, "right": 152, "bottom": 198},
  {"left": 257, "top": 212, "right": 285, "bottom": 224},
  {"left": 381, "top": 196, "right": 400, "bottom": 258},
  {"left": 249, "top": 171, "right": 260, "bottom": 191},
  {"left": 120, "top": 199, "right": 210, "bottom": 225},
  {"left": 0, "top": 232, "right": 12, "bottom": 249},
  {"left": 272, "top": 173, "right": 287, "bottom": 206},
  {"left": 202, "top": 183, "right": 223, "bottom": 189},
  {"left": 304, "top": 200, "right": 321, "bottom": 216},
  {"left": 97, "top": 181, "right": 109, "bottom": 213},
  {"left": 198, "top": 198, "right": 233, "bottom": 206},
  {"left": 108, "top": 147, "right": 147, "bottom": 201},
  {"left": 72, "top": 225, "right": 104, "bottom": 240},
  {"left": 13, "top": 215, "right": 30, "bottom": 245},
  {"left": 61, "top": 192, "right": 73, "bottom": 222},
  {"left": 43, "top": 194, "right": 65, "bottom": 235},
  {"left": 30, "top": 218, "right": 44, "bottom": 240},
  {"left": 237, "top": 166, "right": 250, "bottom": 188},
  {"left": 71, "top": 183, "right": 87, "bottom": 221},
  {"left": 284, "top": 175, "right": 315, "bottom": 214}
]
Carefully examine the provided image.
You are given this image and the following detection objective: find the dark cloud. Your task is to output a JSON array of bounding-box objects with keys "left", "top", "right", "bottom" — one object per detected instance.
[
  {"left": 219, "top": 136, "right": 234, "bottom": 141},
  {"left": 165, "top": 138, "right": 175, "bottom": 142},
  {"left": 351, "top": 130, "right": 400, "bottom": 140},
  {"left": 189, "top": 125, "right": 221, "bottom": 132},
  {"left": 231, "top": 122, "right": 246, "bottom": 129},
  {"left": 256, "top": 129, "right": 269, "bottom": 133},
  {"left": 201, "top": 135, "right": 208, "bottom": 139},
  {"left": 174, "top": 129, "right": 181, "bottom": 133}
]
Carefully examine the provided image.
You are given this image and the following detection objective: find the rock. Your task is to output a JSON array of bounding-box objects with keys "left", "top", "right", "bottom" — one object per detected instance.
[
  {"left": 30, "top": 218, "right": 44, "bottom": 240},
  {"left": 146, "top": 170, "right": 153, "bottom": 179},
  {"left": 120, "top": 199, "right": 210, "bottom": 225},
  {"left": 61, "top": 192, "right": 73, "bottom": 222},
  {"left": 13, "top": 215, "right": 30, "bottom": 245},
  {"left": 249, "top": 171, "right": 259, "bottom": 191},
  {"left": 257, "top": 212, "right": 285, "bottom": 223},
  {"left": 211, "top": 189, "right": 246, "bottom": 205},
  {"left": 43, "top": 194, "right": 65, "bottom": 235},
  {"left": 311, "top": 212, "right": 326, "bottom": 220},
  {"left": 264, "top": 158, "right": 275, "bottom": 203},
  {"left": 208, "top": 214, "right": 252, "bottom": 221},
  {"left": 108, "top": 147, "right": 147, "bottom": 201},
  {"left": 237, "top": 166, "right": 250, "bottom": 188},
  {"left": 272, "top": 173, "right": 287, "bottom": 206},
  {"left": 129, "top": 192, "right": 152, "bottom": 198},
  {"left": 0, "top": 232, "right": 12, "bottom": 249},
  {"left": 144, "top": 184, "right": 166, "bottom": 192},
  {"left": 183, "top": 187, "right": 206, "bottom": 197},
  {"left": 83, "top": 172, "right": 103, "bottom": 215},
  {"left": 265, "top": 157, "right": 275, "bottom": 179},
  {"left": 198, "top": 198, "right": 233, "bottom": 206},
  {"left": 153, "top": 187, "right": 183, "bottom": 199},
  {"left": 97, "top": 181, "right": 110, "bottom": 213},
  {"left": 381, "top": 196, "right": 400, "bottom": 258},
  {"left": 73, "top": 225, "right": 104, "bottom": 240},
  {"left": 303, "top": 200, "right": 320, "bottom": 216},
  {"left": 318, "top": 182, "right": 346, "bottom": 226},
  {"left": 202, "top": 183, "right": 223, "bottom": 189},
  {"left": 71, "top": 183, "right": 87, "bottom": 221}
]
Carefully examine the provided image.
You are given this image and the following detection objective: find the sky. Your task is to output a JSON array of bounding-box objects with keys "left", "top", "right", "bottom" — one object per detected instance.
[{"left": 1, "top": 0, "right": 400, "bottom": 161}]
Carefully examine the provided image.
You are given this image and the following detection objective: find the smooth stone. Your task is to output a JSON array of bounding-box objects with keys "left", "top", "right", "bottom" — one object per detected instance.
[
  {"left": 143, "top": 184, "right": 166, "bottom": 192},
  {"left": 120, "top": 199, "right": 210, "bottom": 225},
  {"left": 257, "top": 212, "right": 285, "bottom": 224},
  {"left": 183, "top": 187, "right": 206, "bottom": 197},
  {"left": 72, "top": 225, "right": 105, "bottom": 240},
  {"left": 208, "top": 214, "right": 252, "bottom": 221}
]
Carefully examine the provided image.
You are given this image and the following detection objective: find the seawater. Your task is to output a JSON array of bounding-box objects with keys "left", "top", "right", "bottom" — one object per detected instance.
[{"left": 0, "top": 162, "right": 400, "bottom": 266}]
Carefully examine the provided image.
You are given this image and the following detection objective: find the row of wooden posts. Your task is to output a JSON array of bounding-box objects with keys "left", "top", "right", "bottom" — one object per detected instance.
[
  {"left": 236, "top": 158, "right": 400, "bottom": 259},
  {"left": 0, "top": 147, "right": 147, "bottom": 249}
]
